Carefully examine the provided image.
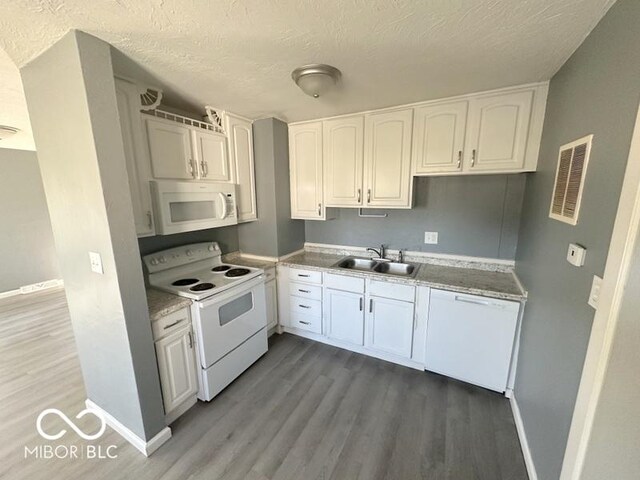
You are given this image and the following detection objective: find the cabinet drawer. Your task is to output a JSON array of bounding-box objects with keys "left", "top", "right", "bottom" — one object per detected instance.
[
  {"left": 264, "top": 267, "right": 276, "bottom": 282},
  {"left": 290, "top": 296, "right": 322, "bottom": 318},
  {"left": 324, "top": 273, "right": 365, "bottom": 293},
  {"left": 152, "top": 308, "right": 191, "bottom": 340},
  {"left": 290, "top": 312, "right": 322, "bottom": 334},
  {"left": 289, "top": 281, "right": 322, "bottom": 300},
  {"left": 289, "top": 268, "right": 322, "bottom": 284},
  {"left": 367, "top": 279, "right": 415, "bottom": 302}
]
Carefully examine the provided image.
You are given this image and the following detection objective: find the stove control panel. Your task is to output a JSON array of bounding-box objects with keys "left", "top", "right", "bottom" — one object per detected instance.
[{"left": 143, "top": 242, "right": 222, "bottom": 273}]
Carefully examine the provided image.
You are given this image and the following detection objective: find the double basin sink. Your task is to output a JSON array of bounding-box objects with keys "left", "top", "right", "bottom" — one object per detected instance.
[{"left": 333, "top": 256, "right": 419, "bottom": 278}]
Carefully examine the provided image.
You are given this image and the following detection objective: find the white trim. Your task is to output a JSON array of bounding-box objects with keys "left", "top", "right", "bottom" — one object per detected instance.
[
  {"left": 511, "top": 395, "right": 539, "bottom": 480},
  {"left": 560, "top": 102, "right": 640, "bottom": 479},
  {"left": 304, "top": 242, "right": 515, "bottom": 267},
  {"left": 85, "top": 399, "right": 171, "bottom": 456},
  {"left": 229, "top": 248, "right": 305, "bottom": 263},
  {"left": 289, "top": 81, "right": 549, "bottom": 125},
  {"left": 0, "top": 279, "right": 63, "bottom": 299}
]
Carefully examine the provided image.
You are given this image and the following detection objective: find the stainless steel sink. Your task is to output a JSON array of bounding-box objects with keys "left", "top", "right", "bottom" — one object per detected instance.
[
  {"left": 333, "top": 256, "right": 419, "bottom": 278},
  {"left": 335, "top": 257, "right": 379, "bottom": 271},
  {"left": 373, "top": 261, "right": 417, "bottom": 277}
]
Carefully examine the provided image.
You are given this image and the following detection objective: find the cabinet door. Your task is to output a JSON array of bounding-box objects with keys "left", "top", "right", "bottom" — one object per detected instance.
[
  {"left": 226, "top": 114, "right": 257, "bottom": 222},
  {"left": 289, "top": 122, "right": 324, "bottom": 220},
  {"left": 412, "top": 101, "right": 467, "bottom": 175},
  {"left": 146, "top": 117, "right": 195, "bottom": 179},
  {"left": 265, "top": 279, "right": 278, "bottom": 331},
  {"left": 366, "top": 296, "right": 414, "bottom": 358},
  {"left": 364, "top": 109, "right": 413, "bottom": 207},
  {"left": 114, "top": 78, "right": 155, "bottom": 237},
  {"left": 155, "top": 327, "right": 198, "bottom": 413},
  {"left": 193, "top": 130, "right": 230, "bottom": 182},
  {"left": 325, "top": 288, "right": 364, "bottom": 346},
  {"left": 465, "top": 90, "right": 533, "bottom": 172},
  {"left": 323, "top": 116, "right": 364, "bottom": 207},
  {"left": 425, "top": 290, "right": 519, "bottom": 392}
]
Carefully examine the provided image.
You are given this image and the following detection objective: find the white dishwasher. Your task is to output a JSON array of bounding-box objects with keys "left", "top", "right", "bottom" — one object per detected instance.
[{"left": 425, "top": 289, "right": 520, "bottom": 393}]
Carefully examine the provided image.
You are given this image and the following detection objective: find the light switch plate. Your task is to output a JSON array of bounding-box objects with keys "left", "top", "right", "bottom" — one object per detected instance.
[
  {"left": 424, "top": 232, "right": 439, "bottom": 244},
  {"left": 588, "top": 275, "right": 603, "bottom": 309},
  {"left": 567, "top": 243, "right": 586, "bottom": 267},
  {"left": 89, "top": 251, "right": 104, "bottom": 274}
]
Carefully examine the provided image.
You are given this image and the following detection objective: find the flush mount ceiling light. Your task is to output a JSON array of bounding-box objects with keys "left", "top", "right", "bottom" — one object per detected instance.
[
  {"left": 0, "top": 125, "right": 19, "bottom": 140},
  {"left": 291, "top": 64, "right": 341, "bottom": 98}
]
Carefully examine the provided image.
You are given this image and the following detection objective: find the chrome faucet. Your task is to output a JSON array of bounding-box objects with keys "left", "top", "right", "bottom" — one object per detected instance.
[
  {"left": 398, "top": 249, "right": 404, "bottom": 263},
  {"left": 367, "top": 244, "right": 386, "bottom": 260}
]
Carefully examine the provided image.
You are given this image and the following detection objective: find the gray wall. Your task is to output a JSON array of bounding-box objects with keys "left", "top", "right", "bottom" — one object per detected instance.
[
  {"left": 238, "top": 118, "right": 305, "bottom": 257},
  {"left": 138, "top": 225, "right": 239, "bottom": 257},
  {"left": 0, "top": 148, "right": 59, "bottom": 292},
  {"left": 21, "top": 30, "right": 165, "bottom": 441},
  {"left": 306, "top": 175, "right": 526, "bottom": 259},
  {"left": 513, "top": 1, "right": 640, "bottom": 478}
]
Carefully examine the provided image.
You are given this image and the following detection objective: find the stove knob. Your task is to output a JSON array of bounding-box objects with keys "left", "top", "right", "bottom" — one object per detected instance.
[
  {"left": 159, "top": 256, "right": 166, "bottom": 264},
  {"left": 150, "top": 258, "right": 159, "bottom": 266},
  {"left": 208, "top": 244, "right": 215, "bottom": 252},
  {"left": 186, "top": 249, "right": 193, "bottom": 257}
]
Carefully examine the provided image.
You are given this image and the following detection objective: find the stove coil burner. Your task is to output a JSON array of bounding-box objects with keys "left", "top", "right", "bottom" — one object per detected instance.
[
  {"left": 172, "top": 278, "right": 199, "bottom": 286},
  {"left": 190, "top": 282, "right": 215, "bottom": 292},
  {"left": 211, "top": 265, "right": 232, "bottom": 272},
  {"left": 225, "top": 268, "right": 251, "bottom": 278}
]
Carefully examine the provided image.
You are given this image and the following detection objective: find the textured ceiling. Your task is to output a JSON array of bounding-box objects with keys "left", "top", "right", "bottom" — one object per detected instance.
[{"left": 0, "top": 0, "right": 616, "bottom": 151}]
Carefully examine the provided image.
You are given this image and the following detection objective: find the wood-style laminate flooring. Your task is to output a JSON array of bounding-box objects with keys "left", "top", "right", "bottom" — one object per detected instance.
[{"left": 0, "top": 287, "right": 528, "bottom": 480}]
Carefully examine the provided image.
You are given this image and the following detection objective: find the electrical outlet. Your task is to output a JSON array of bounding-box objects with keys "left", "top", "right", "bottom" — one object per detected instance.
[
  {"left": 588, "top": 275, "right": 602, "bottom": 309},
  {"left": 424, "top": 232, "right": 439, "bottom": 245},
  {"left": 89, "top": 251, "right": 104, "bottom": 274}
]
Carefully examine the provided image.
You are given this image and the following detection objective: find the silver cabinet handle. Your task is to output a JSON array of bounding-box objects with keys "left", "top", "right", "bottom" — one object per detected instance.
[
  {"left": 299, "top": 320, "right": 311, "bottom": 325},
  {"left": 471, "top": 149, "right": 476, "bottom": 167},
  {"left": 299, "top": 304, "right": 311, "bottom": 309},
  {"left": 369, "top": 298, "right": 373, "bottom": 313},
  {"left": 147, "top": 211, "right": 153, "bottom": 229},
  {"left": 163, "top": 319, "right": 183, "bottom": 330},
  {"left": 188, "top": 331, "right": 193, "bottom": 348},
  {"left": 200, "top": 160, "right": 208, "bottom": 177},
  {"left": 367, "top": 189, "right": 371, "bottom": 204},
  {"left": 317, "top": 203, "right": 322, "bottom": 216},
  {"left": 457, "top": 150, "right": 462, "bottom": 169},
  {"left": 298, "top": 274, "right": 310, "bottom": 278},
  {"left": 357, "top": 188, "right": 361, "bottom": 203},
  {"left": 359, "top": 297, "right": 363, "bottom": 311},
  {"left": 454, "top": 295, "right": 492, "bottom": 306},
  {"left": 188, "top": 159, "right": 195, "bottom": 177},
  {"left": 299, "top": 289, "right": 311, "bottom": 293}
]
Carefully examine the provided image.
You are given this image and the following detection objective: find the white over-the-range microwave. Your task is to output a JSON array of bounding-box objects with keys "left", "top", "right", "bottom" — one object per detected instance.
[{"left": 150, "top": 180, "right": 238, "bottom": 235}]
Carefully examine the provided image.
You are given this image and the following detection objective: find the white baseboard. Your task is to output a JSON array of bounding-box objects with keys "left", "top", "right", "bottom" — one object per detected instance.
[
  {"left": 0, "top": 279, "right": 63, "bottom": 299},
  {"left": 85, "top": 399, "right": 171, "bottom": 456},
  {"left": 510, "top": 395, "right": 539, "bottom": 480}
]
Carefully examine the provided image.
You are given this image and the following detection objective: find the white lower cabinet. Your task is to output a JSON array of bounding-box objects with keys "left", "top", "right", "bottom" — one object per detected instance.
[
  {"left": 153, "top": 308, "right": 198, "bottom": 422},
  {"left": 325, "top": 288, "right": 364, "bottom": 346},
  {"left": 425, "top": 289, "right": 520, "bottom": 393},
  {"left": 366, "top": 295, "right": 415, "bottom": 358}
]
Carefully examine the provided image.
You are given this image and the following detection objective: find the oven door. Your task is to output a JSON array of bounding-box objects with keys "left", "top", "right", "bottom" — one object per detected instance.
[{"left": 193, "top": 276, "right": 266, "bottom": 369}]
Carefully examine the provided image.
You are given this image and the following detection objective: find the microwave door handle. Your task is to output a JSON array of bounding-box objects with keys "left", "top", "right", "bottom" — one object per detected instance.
[{"left": 217, "top": 192, "right": 228, "bottom": 219}]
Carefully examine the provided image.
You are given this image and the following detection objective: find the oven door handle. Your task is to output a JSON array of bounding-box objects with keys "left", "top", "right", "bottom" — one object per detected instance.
[{"left": 197, "top": 274, "right": 265, "bottom": 309}]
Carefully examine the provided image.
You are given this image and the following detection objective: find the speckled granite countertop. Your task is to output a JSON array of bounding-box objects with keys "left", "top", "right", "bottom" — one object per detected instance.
[
  {"left": 279, "top": 252, "right": 526, "bottom": 301},
  {"left": 146, "top": 288, "right": 192, "bottom": 322},
  {"left": 222, "top": 252, "right": 277, "bottom": 270}
]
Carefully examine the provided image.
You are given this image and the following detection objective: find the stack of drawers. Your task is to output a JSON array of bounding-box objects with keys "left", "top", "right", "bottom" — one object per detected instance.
[{"left": 288, "top": 268, "right": 323, "bottom": 334}]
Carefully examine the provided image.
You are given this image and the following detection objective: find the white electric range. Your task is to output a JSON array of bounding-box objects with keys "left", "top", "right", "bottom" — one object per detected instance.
[{"left": 144, "top": 242, "right": 268, "bottom": 401}]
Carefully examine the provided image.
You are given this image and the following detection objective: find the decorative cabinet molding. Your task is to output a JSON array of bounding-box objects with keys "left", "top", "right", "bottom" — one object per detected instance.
[
  {"left": 226, "top": 113, "right": 257, "bottom": 222},
  {"left": 289, "top": 122, "right": 324, "bottom": 220}
]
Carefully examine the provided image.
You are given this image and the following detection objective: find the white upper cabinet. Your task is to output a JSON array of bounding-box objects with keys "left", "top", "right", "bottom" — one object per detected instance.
[
  {"left": 289, "top": 122, "right": 324, "bottom": 220},
  {"left": 114, "top": 78, "right": 155, "bottom": 237},
  {"left": 323, "top": 116, "right": 365, "bottom": 207},
  {"left": 412, "top": 101, "right": 468, "bottom": 175},
  {"left": 146, "top": 117, "right": 195, "bottom": 179},
  {"left": 192, "top": 130, "right": 230, "bottom": 182},
  {"left": 364, "top": 109, "right": 414, "bottom": 207},
  {"left": 465, "top": 90, "right": 534, "bottom": 172},
  {"left": 226, "top": 114, "right": 257, "bottom": 222}
]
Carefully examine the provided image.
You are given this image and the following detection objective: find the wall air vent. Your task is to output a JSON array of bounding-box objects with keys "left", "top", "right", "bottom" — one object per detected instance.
[{"left": 549, "top": 134, "right": 593, "bottom": 225}]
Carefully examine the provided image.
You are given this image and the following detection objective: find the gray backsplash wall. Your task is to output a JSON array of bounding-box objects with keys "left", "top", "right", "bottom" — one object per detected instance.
[
  {"left": 138, "top": 225, "right": 239, "bottom": 257},
  {"left": 306, "top": 175, "right": 526, "bottom": 259},
  {"left": 0, "top": 148, "right": 59, "bottom": 292},
  {"left": 513, "top": 1, "right": 640, "bottom": 479}
]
